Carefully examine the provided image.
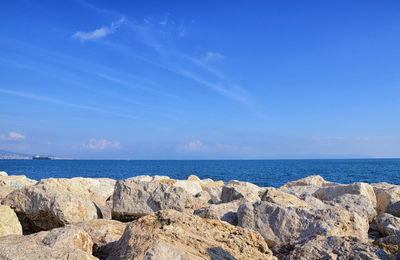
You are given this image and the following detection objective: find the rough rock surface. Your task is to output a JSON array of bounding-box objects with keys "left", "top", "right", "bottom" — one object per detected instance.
[
  {"left": 376, "top": 213, "right": 400, "bottom": 237},
  {"left": 313, "top": 182, "right": 377, "bottom": 208},
  {"left": 0, "top": 205, "right": 22, "bottom": 237},
  {"left": 0, "top": 225, "right": 96, "bottom": 259},
  {"left": 237, "top": 201, "right": 369, "bottom": 247},
  {"left": 107, "top": 210, "right": 276, "bottom": 260},
  {"left": 221, "top": 180, "right": 262, "bottom": 203},
  {"left": 276, "top": 236, "right": 389, "bottom": 260},
  {"left": 112, "top": 179, "right": 194, "bottom": 221},
  {"left": 38, "top": 177, "right": 116, "bottom": 206},
  {"left": 372, "top": 182, "right": 400, "bottom": 214},
  {"left": 279, "top": 175, "right": 335, "bottom": 190},
  {"left": 76, "top": 219, "right": 127, "bottom": 259},
  {"left": 194, "top": 200, "right": 242, "bottom": 225},
  {"left": 0, "top": 175, "right": 37, "bottom": 200},
  {"left": 0, "top": 171, "right": 7, "bottom": 177},
  {"left": 1, "top": 184, "right": 98, "bottom": 233},
  {"left": 173, "top": 180, "right": 203, "bottom": 196},
  {"left": 374, "top": 235, "right": 398, "bottom": 257},
  {"left": 386, "top": 200, "right": 400, "bottom": 218},
  {"left": 261, "top": 187, "right": 308, "bottom": 207}
]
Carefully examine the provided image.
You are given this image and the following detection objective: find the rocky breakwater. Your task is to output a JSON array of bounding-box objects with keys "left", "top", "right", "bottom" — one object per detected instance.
[{"left": 0, "top": 171, "right": 399, "bottom": 259}]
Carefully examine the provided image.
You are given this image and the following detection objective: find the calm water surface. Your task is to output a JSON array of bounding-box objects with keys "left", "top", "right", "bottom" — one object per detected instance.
[{"left": 1, "top": 159, "right": 400, "bottom": 188}]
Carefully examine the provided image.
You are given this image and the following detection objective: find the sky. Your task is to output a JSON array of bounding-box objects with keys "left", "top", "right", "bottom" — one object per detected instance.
[{"left": 1, "top": 0, "right": 400, "bottom": 159}]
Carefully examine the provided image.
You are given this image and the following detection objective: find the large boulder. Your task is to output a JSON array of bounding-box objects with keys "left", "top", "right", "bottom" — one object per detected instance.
[
  {"left": 0, "top": 205, "right": 22, "bottom": 237},
  {"left": 376, "top": 213, "right": 400, "bottom": 237},
  {"left": 221, "top": 180, "right": 262, "bottom": 203},
  {"left": 386, "top": 201, "right": 400, "bottom": 218},
  {"left": 374, "top": 235, "right": 398, "bottom": 258},
  {"left": 0, "top": 171, "right": 7, "bottom": 177},
  {"left": 172, "top": 180, "right": 203, "bottom": 196},
  {"left": 237, "top": 201, "right": 369, "bottom": 247},
  {"left": 0, "top": 175, "right": 37, "bottom": 200},
  {"left": 276, "top": 235, "right": 389, "bottom": 260},
  {"left": 313, "top": 182, "right": 377, "bottom": 208},
  {"left": 1, "top": 184, "right": 98, "bottom": 234},
  {"left": 107, "top": 210, "right": 276, "bottom": 260},
  {"left": 76, "top": 219, "right": 127, "bottom": 259},
  {"left": 279, "top": 175, "right": 335, "bottom": 190},
  {"left": 261, "top": 187, "right": 308, "bottom": 208},
  {"left": 194, "top": 200, "right": 243, "bottom": 225},
  {"left": 38, "top": 177, "right": 115, "bottom": 206},
  {"left": 112, "top": 179, "right": 194, "bottom": 221},
  {"left": 372, "top": 182, "right": 400, "bottom": 215},
  {"left": 0, "top": 225, "right": 96, "bottom": 259}
]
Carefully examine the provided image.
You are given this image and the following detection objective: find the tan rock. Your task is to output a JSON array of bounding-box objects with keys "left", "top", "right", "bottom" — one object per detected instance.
[
  {"left": 187, "top": 175, "right": 201, "bottom": 182},
  {"left": 107, "top": 210, "right": 276, "bottom": 260},
  {"left": 372, "top": 182, "right": 400, "bottom": 215},
  {"left": 0, "top": 175, "right": 37, "bottom": 200},
  {"left": 194, "top": 200, "right": 243, "bottom": 225},
  {"left": 277, "top": 235, "right": 389, "bottom": 260},
  {"left": 221, "top": 180, "right": 262, "bottom": 203},
  {"left": 0, "top": 225, "right": 97, "bottom": 259},
  {"left": 279, "top": 175, "right": 335, "bottom": 190},
  {"left": 0, "top": 171, "right": 7, "bottom": 177},
  {"left": 173, "top": 180, "right": 203, "bottom": 196},
  {"left": 76, "top": 219, "right": 127, "bottom": 259},
  {"left": 238, "top": 201, "right": 369, "bottom": 247},
  {"left": 261, "top": 187, "right": 308, "bottom": 207},
  {"left": 112, "top": 179, "right": 194, "bottom": 221},
  {"left": 0, "top": 205, "right": 22, "bottom": 237},
  {"left": 376, "top": 213, "right": 400, "bottom": 237},
  {"left": 38, "top": 177, "right": 115, "bottom": 206},
  {"left": 313, "top": 182, "right": 377, "bottom": 208},
  {"left": 1, "top": 184, "right": 98, "bottom": 233}
]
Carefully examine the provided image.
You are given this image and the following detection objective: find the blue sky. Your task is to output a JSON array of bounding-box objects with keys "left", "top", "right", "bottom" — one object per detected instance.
[{"left": 1, "top": 0, "right": 400, "bottom": 159}]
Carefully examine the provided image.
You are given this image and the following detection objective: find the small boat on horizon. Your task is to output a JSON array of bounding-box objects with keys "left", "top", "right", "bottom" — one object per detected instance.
[{"left": 32, "top": 155, "right": 51, "bottom": 160}]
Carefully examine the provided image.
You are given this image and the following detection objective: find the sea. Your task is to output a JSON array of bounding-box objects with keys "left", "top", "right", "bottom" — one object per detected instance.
[{"left": 1, "top": 159, "right": 400, "bottom": 188}]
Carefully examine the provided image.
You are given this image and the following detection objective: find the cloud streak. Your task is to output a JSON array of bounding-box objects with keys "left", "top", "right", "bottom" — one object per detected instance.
[
  {"left": 0, "top": 88, "right": 139, "bottom": 119},
  {"left": 84, "top": 138, "right": 120, "bottom": 150},
  {"left": 72, "top": 17, "right": 125, "bottom": 41},
  {"left": 0, "top": 132, "right": 26, "bottom": 141}
]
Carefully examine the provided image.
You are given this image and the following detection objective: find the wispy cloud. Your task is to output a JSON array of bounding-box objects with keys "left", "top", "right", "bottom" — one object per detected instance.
[
  {"left": 179, "top": 141, "right": 208, "bottom": 152},
  {"left": 72, "top": 17, "right": 125, "bottom": 41},
  {"left": 204, "top": 51, "right": 224, "bottom": 62},
  {"left": 0, "top": 88, "right": 139, "bottom": 119},
  {"left": 84, "top": 138, "right": 120, "bottom": 150},
  {"left": 0, "top": 132, "right": 26, "bottom": 141}
]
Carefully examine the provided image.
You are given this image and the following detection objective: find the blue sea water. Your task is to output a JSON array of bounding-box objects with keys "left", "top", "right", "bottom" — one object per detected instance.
[{"left": 1, "top": 159, "right": 400, "bottom": 188}]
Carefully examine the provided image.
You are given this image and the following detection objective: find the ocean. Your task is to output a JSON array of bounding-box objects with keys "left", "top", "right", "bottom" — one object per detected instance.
[{"left": 1, "top": 159, "right": 400, "bottom": 188}]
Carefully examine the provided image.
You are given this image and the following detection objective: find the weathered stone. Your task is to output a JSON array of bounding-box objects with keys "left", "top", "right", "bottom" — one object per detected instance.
[
  {"left": 313, "top": 182, "right": 377, "bottom": 208},
  {"left": 201, "top": 178, "right": 214, "bottom": 184},
  {"left": 322, "top": 194, "right": 377, "bottom": 222},
  {"left": 261, "top": 187, "right": 308, "bottom": 207},
  {"left": 203, "top": 186, "right": 222, "bottom": 204},
  {"left": 194, "top": 200, "right": 243, "bottom": 225},
  {"left": 38, "top": 177, "right": 115, "bottom": 207},
  {"left": 107, "top": 210, "right": 276, "bottom": 260},
  {"left": 0, "top": 171, "right": 7, "bottom": 177},
  {"left": 76, "top": 219, "right": 127, "bottom": 259},
  {"left": 112, "top": 179, "right": 194, "bottom": 221},
  {"left": 221, "top": 180, "right": 262, "bottom": 203},
  {"left": 1, "top": 184, "right": 98, "bottom": 233},
  {"left": 173, "top": 180, "right": 203, "bottom": 196},
  {"left": 187, "top": 175, "right": 201, "bottom": 182},
  {"left": 237, "top": 201, "right": 369, "bottom": 247},
  {"left": 281, "top": 185, "right": 320, "bottom": 198},
  {"left": 376, "top": 213, "right": 400, "bottom": 237},
  {"left": 279, "top": 175, "right": 335, "bottom": 190},
  {"left": 0, "top": 225, "right": 96, "bottom": 260},
  {"left": 194, "top": 190, "right": 212, "bottom": 204},
  {"left": 386, "top": 200, "right": 400, "bottom": 218},
  {"left": 372, "top": 182, "right": 400, "bottom": 215},
  {"left": 0, "top": 175, "right": 37, "bottom": 200},
  {"left": 374, "top": 235, "right": 398, "bottom": 257},
  {"left": 0, "top": 205, "right": 22, "bottom": 237},
  {"left": 276, "top": 235, "right": 389, "bottom": 260}
]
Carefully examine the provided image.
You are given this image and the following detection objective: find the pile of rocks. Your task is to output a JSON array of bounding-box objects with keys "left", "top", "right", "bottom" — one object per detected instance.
[{"left": 0, "top": 170, "right": 398, "bottom": 259}]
